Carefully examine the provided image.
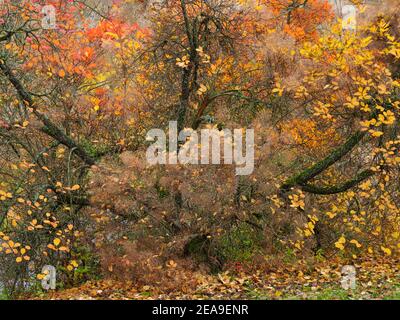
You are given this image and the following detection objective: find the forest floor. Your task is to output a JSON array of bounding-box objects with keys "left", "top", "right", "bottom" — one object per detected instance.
[{"left": 29, "top": 256, "right": 400, "bottom": 300}]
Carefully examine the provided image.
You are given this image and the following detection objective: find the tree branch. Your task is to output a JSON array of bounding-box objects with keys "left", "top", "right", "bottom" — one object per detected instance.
[
  {"left": 0, "top": 60, "right": 96, "bottom": 166},
  {"left": 299, "top": 169, "right": 374, "bottom": 195},
  {"left": 281, "top": 130, "right": 366, "bottom": 191}
]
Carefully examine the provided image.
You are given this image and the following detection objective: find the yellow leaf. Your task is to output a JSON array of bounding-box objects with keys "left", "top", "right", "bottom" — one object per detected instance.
[
  {"left": 335, "top": 243, "right": 344, "bottom": 250},
  {"left": 335, "top": 236, "right": 346, "bottom": 250},
  {"left": 37, "top": 274, "right": 45, "bottom": 280},
  {"left": 47, "top": 244, "right": 56, "bottom": 250},
  {"left": 104, "top": 32, "right": 119, "bottom": 39},
  {"left": 381, "top": 246, "right": 392, "bottom": 256},
  {"left": 371, "top": 130, "right": 384, "bottom": 137},
  {"left": 274, "top": 290, "right": 282, "bottom": 297},
  {"left": 53, "top": 238, "right": 61, "bottom": 247},
  {"left": 350, "top": 239, "right": 362, "bottom": 248},
  {"left": 166, "top": 260, "right": 177, "bottom": 268}
]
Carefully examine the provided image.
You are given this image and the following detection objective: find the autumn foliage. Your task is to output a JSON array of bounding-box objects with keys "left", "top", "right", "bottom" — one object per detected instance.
[{"left": 0, "top": 0, "right": 399, "bottom": 299}]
